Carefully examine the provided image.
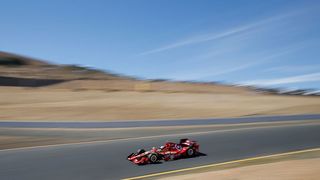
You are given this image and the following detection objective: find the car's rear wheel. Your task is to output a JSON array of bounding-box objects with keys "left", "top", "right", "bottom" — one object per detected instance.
[
  {"left": 148, "top": 154, "right": 158, "bottom": 163},
  {"left": 186, "top": 148, "right": 194, "bottom": 157}
]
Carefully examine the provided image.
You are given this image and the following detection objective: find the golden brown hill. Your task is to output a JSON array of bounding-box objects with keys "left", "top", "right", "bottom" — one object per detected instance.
[
  {"left": 0, "top": 51, "right": 251, "bottom": 94},
  {"left": 0, "top": 51, "right": 126, "bottom": 80},
  {"left": 0, "top": 51, "right": 319, "bottom": 121}
]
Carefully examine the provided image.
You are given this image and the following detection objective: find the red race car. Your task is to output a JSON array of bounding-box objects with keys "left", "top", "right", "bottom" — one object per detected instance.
[{"left": 127, "top": 138, "right": 199, "bottom": 165}]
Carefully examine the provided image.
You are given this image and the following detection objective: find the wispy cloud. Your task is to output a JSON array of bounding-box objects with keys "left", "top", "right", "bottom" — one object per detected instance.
[
  {"left": 264, "top": 65, "right": 320, "bottom": 73},
  {"left": 168, "top": 61, "right": 257, "bottom": 81},
  {"left": 140, "top": 11, "right": 297, "bottom": 55},
  {"left": 241, "top": 72, "right": 320, "bottom": 86},
  {"left": 165, "top": 44, "right": 302, "bottom": 81}
]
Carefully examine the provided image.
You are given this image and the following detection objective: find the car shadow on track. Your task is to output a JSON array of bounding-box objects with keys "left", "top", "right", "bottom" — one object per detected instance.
[
  {"left": 180, "top": 152, "right": 207, "bottom": 160},
  {"left": 139, "top": 152, "right": 207, "bottom": 166}
]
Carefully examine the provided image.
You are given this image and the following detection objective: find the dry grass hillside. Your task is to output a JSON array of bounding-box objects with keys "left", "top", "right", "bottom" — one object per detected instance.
[
  {"left": 0, "top": 51, "right": 126, "bottom": 80},
  {"left": 0, "top": 51, "right": 319, "bottom": 121}
]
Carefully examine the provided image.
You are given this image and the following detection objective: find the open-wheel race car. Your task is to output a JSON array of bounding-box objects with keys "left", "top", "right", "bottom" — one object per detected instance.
[{"left": 127, "top": 138, "right": 199, "bottom": 165}]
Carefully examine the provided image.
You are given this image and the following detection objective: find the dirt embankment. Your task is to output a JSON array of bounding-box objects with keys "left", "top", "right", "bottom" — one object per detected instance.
[
  {"left": 0, "top": 87, "right": 319, "bottom": 121},
  {"left": 159, "top": 158, "right": 320, "bottom": 180},
  {"left": 159, "top": 149, "right": 320, "bottom": 180}
]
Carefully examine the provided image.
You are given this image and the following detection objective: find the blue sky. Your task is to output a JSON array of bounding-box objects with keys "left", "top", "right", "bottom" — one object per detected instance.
[{"left": 1, "top": 0, "right": 320, "bottom": 89}]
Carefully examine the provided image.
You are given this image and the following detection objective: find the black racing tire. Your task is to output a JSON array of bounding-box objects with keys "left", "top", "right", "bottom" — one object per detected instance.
[
  {"left": 148, "top": 153, "right": 158, "bottom": 163},
  {"left": 186, "top": 148, "right": 195, "bottom": 157}
]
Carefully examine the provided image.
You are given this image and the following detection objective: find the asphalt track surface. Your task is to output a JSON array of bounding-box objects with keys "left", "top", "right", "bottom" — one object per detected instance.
[
  {"left": 0, "top": 118, "right": 320, "bottom": 179},
  {"left": 0, "top": 114, "right": 320, "bottom": 128}
]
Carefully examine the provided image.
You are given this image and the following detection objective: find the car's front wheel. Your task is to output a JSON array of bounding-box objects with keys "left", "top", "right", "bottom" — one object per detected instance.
[{"left": 148, "top": 154, "right": 158, "bottom": 163}]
